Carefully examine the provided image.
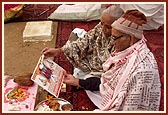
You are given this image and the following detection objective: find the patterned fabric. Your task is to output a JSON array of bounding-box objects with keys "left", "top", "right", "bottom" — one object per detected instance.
[
  {"left": 62, "top": 22, "right": 113, "bottom": 74},
  {"left": 144, "top": 25, "right": 164, "bottom": 111},
  {"left": 99, "top": 38, "right": 161, "bottom": 111},
  {"left": 55, "top": 20, "right": 99, "bottom": 111}
]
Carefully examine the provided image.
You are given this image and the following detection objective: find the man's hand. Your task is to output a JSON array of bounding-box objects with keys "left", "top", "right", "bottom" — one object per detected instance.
[
  {"left": 63, "top": 73, "right": 80, "bottom": 87},
  {"left": 41, "top": 47, "right": 62, "bottom": 59}
]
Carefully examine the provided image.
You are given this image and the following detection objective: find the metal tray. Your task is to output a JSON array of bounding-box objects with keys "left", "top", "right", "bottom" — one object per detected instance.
[{"left": 34, "top": 98, "right": 73, "bottom": 111}]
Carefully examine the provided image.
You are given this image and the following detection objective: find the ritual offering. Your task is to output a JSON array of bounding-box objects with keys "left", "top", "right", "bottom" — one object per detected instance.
[
  {"left": 34, "top": 98, "right": 73, "bottom": 111},
  {"left": 4, "top": 79, "right": 38, "bottom": 111}
]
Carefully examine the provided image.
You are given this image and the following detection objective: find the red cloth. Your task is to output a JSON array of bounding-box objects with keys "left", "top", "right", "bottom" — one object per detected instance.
[{"left": 4, "top": 4, "right": 20, "bottom": 10}]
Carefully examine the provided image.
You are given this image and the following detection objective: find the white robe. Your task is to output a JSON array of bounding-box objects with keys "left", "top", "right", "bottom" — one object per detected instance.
[
  {"left": 86, "top": 38, "right": 161, "bottom": 111},
  {"left": 119, "top": 4, "right": 164, "bottom": 30}
]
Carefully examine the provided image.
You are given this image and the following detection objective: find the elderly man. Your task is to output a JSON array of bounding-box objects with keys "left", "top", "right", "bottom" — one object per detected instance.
[
  {"left": 64, "top": 9, "right": 161, "bottom": 111},
  {"left": 42, "top": 5, "right": 124, "bottom": 76}
]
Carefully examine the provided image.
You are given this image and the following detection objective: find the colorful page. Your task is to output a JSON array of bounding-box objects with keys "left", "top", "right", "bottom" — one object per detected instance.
[{"left": 31, "top": 55, "right": 65, "bottom": 98}]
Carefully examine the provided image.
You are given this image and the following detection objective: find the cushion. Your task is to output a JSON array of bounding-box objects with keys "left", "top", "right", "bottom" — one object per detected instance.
[
  {"left": 23, "top": 21, "right": 53, "bottom": 42},
  {"left": 48, "top": 4, "right": 105, "bottom": 21}
]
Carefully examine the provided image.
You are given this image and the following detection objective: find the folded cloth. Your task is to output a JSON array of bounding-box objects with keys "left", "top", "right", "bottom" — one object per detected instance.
[
  {"left": 72, "top": 28, "right": 87, "bottom": 38},
  {"left": 48, "top": 4, "right": 105, "bottom": 21}
]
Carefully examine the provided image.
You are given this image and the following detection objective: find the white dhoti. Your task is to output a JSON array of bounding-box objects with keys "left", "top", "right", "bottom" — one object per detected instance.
[{"left": 73, "top": 68, "right": 102, "bottom": 109}]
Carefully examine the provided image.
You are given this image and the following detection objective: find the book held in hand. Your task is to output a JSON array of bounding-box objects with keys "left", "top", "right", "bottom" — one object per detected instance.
[{"left": 31, "top": 55, "right": 66, "bottom": 97}]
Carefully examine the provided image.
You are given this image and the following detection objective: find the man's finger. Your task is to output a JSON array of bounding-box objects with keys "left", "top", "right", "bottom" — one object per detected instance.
[{"left": 41, "top": 47, "right": 48, "bottom": 54}]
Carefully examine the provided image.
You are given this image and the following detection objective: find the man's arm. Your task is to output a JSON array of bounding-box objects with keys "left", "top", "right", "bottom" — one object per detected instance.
[{"left": 79, "top": 77, "right": 101, "bottom": 91}]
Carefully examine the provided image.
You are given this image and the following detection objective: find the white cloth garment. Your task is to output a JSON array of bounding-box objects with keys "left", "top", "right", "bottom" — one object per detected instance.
[
  {"left": 48, "top": 4, "right": 105, "bottom": 21},
  {"left": 73, "top": 69, "right": 102, "bottom": 108},
  {"left": 119, "top": 4, "right": 164, "bottom": 30},
  {"left": 71, "top": 28, "right": 87, "bottom": 79},
  {"left": 81, "top": 37, "right": 161, "bottom": 111},
  {"left": 72, "top": 28, "right": 87, "bottom": 38},
  {"left": 99, "top": 37, "right": 161, "bottom": 111}
]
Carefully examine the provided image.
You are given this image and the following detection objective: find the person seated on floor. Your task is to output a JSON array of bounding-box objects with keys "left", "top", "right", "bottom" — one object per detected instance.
[
  {"left": 63, "top": 10, "right": 161, "bottom": 111},
  {"left": 41, "top": 5, "right": 124, "bottom": 78},
  {"left": 118, "top": 4, "right": 164, "bottom": 111}
]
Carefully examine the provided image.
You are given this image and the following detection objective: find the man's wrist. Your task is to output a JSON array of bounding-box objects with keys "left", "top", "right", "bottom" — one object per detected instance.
[
  {"left": 74, "top": 78, "right": 80, "bottom": 87},
  {"left": 59, "top": 48, "right": 62, "bottom": 56},
  {"left": 56, "top": 48, "right": 62, "bottom": 56}
]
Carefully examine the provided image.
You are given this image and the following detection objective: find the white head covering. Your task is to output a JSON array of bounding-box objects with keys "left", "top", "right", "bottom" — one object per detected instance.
[
  {"left": 103, "top": 5, "right": 124, "bottom": 20},
  {"left": 111, "top": 17, "right": 143, "bottom": 39},
  {"left": 111, "top": 10, "right": 147, "bottom": 39}
]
